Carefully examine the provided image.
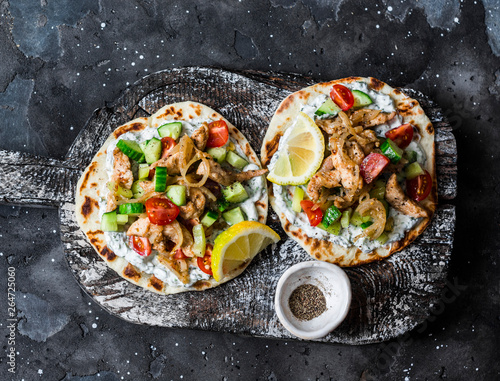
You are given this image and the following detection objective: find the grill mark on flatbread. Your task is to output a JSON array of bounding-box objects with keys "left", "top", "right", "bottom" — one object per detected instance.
[
  {"left": 426, "top": 123, "right": 434, "bottom": 134},
  {"left": 113, "top": 122, "right": 147, "bottom": 139},
  {"left": 100, "top": 245, "right": 117, "bottom": 261},
  {"left": 86, "top": 230, "right": 104, "bottom": 252},
  {"left": 79, "top": 162, "right": 98, "bottom": 192},
  {"left": 369, "top": 77, "right": 385, "bottom": 91},
  {"left": 81, "top": 196, "right": 99, "bottom": 222},
  {"left": 124, "top": 264, "right": 141, "bottom": 281},
  {"left": 262, "top": 131, "right": 283, "bottom": 167},
  {"left": 148, "top": 276, "right": 164, "bottom": 291},
  {"left": 398, "top": 101, "right": 419, "bottom": 116},
  {"left": 193, "top": 280, "right": 212, "bottom": 290}
]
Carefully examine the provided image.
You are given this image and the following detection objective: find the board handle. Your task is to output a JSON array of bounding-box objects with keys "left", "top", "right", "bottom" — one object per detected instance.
[{"left": 0, "top": 149, "right": 79, "bottom": 207}]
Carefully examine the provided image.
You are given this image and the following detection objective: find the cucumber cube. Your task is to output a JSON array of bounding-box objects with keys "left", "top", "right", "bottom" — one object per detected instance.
[
  {"left": 201, "top": 210, "right": 219, "bottom": 227},
  {"left": 138, "top": 164, "right": 150, "bottom": 180},
  {"left": 166, "top": 185, "right": 186, "bottom": 206},
  {"left": 101, "top": 211, "right": 118, "bottom": 231},
  {"left": 292, "top": 187, "right": 304, "bottom": 213},
  {"left": 222, "top": 207, "right": 245, "bottom": 226},
  {"left": 158, "top": 122, "right": 182, "bottom": 140},
  {"left": 143, "top": 138, "right": 162, "bottom": 164},
  {"left": 226, "top": 151, "right": 249, "bottom": 170},
  {"left": 222, "top": 182, "right": 249, "bottom": 203},
  {"left": 207, "top": 147, "right": 227, "bottom": 164}
]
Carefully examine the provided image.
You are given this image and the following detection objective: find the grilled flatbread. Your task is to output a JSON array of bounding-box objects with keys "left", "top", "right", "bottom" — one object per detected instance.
[
  {"left": 75, "top": 102, "right": 268, "bottom": 294},
  {"left": 261, "top": 77, "right": 436, "bottom": 266}
]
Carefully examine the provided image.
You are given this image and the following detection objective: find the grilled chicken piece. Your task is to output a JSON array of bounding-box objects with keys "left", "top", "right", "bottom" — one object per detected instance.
[
  {"left": 197, "top": 156, "right": 267, "bottom": 186},
  {"left": 360, "top": 111, "right": 396, "bottom": 128},
  {"left": 191, "top": 123, "right": 210, "bottom": 151},
  {"left": 112, "top": 147, "right": 134, "bottom": 189},
  {"left": 127, "top": 216, "right": 151, "bottom": 237},
  {"left": 385, "top": 174, "right": 429, "bottom": 218},
  {"left": 179, "top": 188, "right": 206, "bottom": 220},
  {"left": 306, "top": 170, "right": 341, "bottom": 202}
]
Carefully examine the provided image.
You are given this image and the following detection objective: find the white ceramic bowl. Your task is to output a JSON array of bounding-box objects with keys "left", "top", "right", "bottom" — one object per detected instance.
[{"left": 274, "top": 261, "right": 352, "bottom": 340}]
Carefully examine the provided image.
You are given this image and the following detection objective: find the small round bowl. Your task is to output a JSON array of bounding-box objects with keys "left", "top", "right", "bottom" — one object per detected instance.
[{"left": 274, "top": 261, "right": 352, "bottom": 340}]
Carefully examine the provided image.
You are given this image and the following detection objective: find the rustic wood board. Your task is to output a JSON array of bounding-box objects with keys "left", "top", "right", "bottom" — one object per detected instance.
[{"left": 0, "top": 68, "right": 457, "bottom": 344}]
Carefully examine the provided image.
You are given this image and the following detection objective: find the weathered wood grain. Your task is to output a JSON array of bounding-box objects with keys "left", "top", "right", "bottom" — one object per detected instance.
[{"left": 0, "top": 68, "right": 457, "bottom": 344}]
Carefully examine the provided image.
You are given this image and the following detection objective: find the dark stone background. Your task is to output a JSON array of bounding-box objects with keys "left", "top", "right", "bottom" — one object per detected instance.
[{"left": 0, "top": 0, "right": 498, "bottom": 380}]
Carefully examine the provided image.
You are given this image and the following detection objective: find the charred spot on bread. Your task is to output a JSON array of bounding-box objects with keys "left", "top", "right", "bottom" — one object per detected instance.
[
  {"left": 81, "top": 196, "right": 99, "bottom": 221},
  {"left": 148, "top": 276, "right": 164, "bottom": 291},
  {"left": 124, "top": 264, "right": 141, "bottom": 281},
  {"left": 426, "top": 123, "right": 434, "bottom": 134},
  {"left": 100, "top": 245, "right": 117, "bottom": 261},
  {"left": 113, "top": 121, "right": 147, "bottom": 138},
  {"left": 369, "top": 77, "right": 385, "bottom": 91},
  {"left": 262, "top": 131, "right": 283, "bottom": 167},
  {"left": 79, "top": 162, "right": 98, "bottom": 192}
]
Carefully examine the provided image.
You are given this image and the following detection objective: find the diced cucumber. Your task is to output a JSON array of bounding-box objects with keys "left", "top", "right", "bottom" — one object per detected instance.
[
  {"left": 154, "top": 167, "right": 168, "bottom": 192},
  {"left": 116, "top": 140, "right": 145, "bottom": 162},
  {"left": 132, "top": 180, "right": 146, "bottom": 199},
  {"left": 222, "top": 182, "right": 249, "bottom": 203},
  {"left": 352, "top": 90, "right": 373, "bottom": 108},
  {"left": 340, "top": 208, "right": 352, "bottom": 228},
  {"left": 226, "top": 151, "right": 249, "bottom": 170},
  {"left": 322, "top": 205, "right": 342, "bottom": 228},
  {"left": 385, "top": 216, "right": 394, "bottom": 232},
  {"left": 292, "top": 187, "right": 305, "bottom": 213},
  {"left": 192, "top": 224, "right": 206, "bottom": 257},
  {"left": 107, "top": 182, "right": 133, "bottom": 198},
  {"left": 207, "top": 147, "right": 227, "bottom": 164},
  {"left": 369, "top": 179, "right": 386, "bottom": 200},
  {"left": 376, "top": 232, "right": 389, "bottom": 244},
  {"left": 315, "top": 98, "right": 341, "bottom": 117},
  {"left": 380, "top": 199, "right": 389, "bottom": 216},
  {"left": 381, "top": 138, "right": 404, "bottom": 163},
  {"left": 201, "top": 210, "right": 219, "bottom": 227},
  {"left": 166, "top": 185, "right": 186, "bottom": 206},
  {"left": 351, "top": 211, "right": 371, "bottom": 227},
  {"left": 217, "top": 196, "right": 230, "bottom": 212},
  {"left": 405, "top": 162, "right": 424, "bottom": 180},
  {"left": 158, "top": 122, "right": 182, "bottom": 140},
  {"left": 116, "top": 214, "right": 129, "bottom": 225},
  {"left": 404, "top": 150, "right": 418, "bottom": 164},
  {"left": 143, "top": 137, "right": 162, "bottom": 164},
  {"left": 101, "top": 211, "right": 118, "bottom": 232},
  {"left": 222, "top": 207, "right": 245, "bottom": 225},
  {"left": 318, "top": 220, "right": 341, "bottom": 235},
  {"left": 361, "top": 220, "right": 373, "bottom": 229},
  {"left": 138, "top": 163, "right": 150, "bottom": 180},
  {"left": 118, "top": 203, "right": 144, "bottom": 216}
]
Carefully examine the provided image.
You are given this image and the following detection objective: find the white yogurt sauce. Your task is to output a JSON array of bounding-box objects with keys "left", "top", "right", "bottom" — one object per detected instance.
[
  {"left": 271, "top": 81, "right": 422, "bottom": 252},
  {"left": 103, "top": 118, "right": 264, "bottom": 286}
]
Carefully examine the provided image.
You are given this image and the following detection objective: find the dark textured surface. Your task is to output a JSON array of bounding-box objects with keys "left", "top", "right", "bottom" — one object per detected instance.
[
  {"left": 0, "top": 0, "right": 498, "bottom": 380},
  {"left": 56, "top": 68, "right": 455, "bottom": 344}
]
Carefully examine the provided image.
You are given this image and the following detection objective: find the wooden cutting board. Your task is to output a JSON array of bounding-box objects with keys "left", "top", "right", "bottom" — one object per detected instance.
[{"left": 0, "top": 68, "right": 457, "bottom": 344}]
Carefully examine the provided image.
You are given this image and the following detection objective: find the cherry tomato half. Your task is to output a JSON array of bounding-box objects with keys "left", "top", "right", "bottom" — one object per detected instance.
[
  {"left": 360, "top": 153, "right": 390, "bottom": 184},
  {"left": 129, "top": 236, "right": 152, "bottom": 257},
  {"left": 145, "top": 197, "right": 180, "bottom": 225},
  {"left": 385, "top": 123, "right": 414, "bottom": 149},
  {"left": 206, "top": 120, "right": 229, "bottom": 148},
  {"left": 406, "top": 170, "right": 432, "bottom": 201},
  {"left": 160, "top": 137, "right": 177, "bottom": 159},
  {"left": 197, "top": 244, "right": 213, "bottom": 275},
  {"left": 300, "top": 200, "right": 323, "bottom": 227},
  {"left": 330, "top": 84, "right": 354, "bottom": 111}
]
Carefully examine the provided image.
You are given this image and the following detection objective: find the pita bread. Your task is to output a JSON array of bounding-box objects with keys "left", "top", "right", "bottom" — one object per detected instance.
[
  {"left": 261, "top": 77, "right": 436, "bottom": 267},
  {"left": 75, "top": 102, "right": 268, "bottom": 294}
]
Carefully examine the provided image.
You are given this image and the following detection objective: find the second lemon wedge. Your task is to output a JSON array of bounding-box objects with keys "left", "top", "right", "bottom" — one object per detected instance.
[{"left": 267, "top": 112, "right": 325, "bottom": 185}]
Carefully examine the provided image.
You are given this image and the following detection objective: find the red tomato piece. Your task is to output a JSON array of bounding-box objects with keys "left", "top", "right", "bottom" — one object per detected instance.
[
  {"left": 160, "top": 137, "right": 177, "bottom": 159},
  {"left": 206, "top": 120, "right": 229, "bottom": 148},
  {"left": 129, "top": 236, "right": 152, "bottom": 257},
  {"left": 145, "top": 197, "right": 180, "bottom": 225},
  {"left": 385, "top": 123, "right": 414, "bottom": 149},
  {"left": 300, "top": 200, "right": 323, "bottom": 227},
  {"left": 360, "top": 153, "right": 390, "bottom": 184},
  {"left": 406, "top": 170, "right": 432, "bottom": 201},
  {"left": 174, "top": 248, "right": 188, "bottom": 260},
  {"left": 330, "top": 84, "right": 354, "bottom": 111},
  {"left": 197, "top": 244, "right": 213, "bottom": 275}
]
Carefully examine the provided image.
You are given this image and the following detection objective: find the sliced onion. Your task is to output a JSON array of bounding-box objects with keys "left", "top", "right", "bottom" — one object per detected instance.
[
  {"left": 355, "top": 198, "right": 386, "bottom": 240},
  {"left": 180, "top": 153, "right": 209, "bottom": 188},
  {"left": 198, "top": 185, "right": 217, "bottom": 201}
]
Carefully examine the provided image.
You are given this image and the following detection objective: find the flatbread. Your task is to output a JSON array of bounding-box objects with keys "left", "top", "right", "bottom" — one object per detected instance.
[
  {"left": 75, "top": 101, "right": 268, "bottom": 294},
  {"left": 261, "top": 77, "right": 437, "bottom": 266}
]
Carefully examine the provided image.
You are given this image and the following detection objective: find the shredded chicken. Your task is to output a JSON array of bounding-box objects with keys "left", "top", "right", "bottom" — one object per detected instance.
[
  {"left": 385, "top": 174, "right": 429, "bottom": 218},
  {"left": 179, "top": 187, "right": 206, "bottom": 220},
  {"left": 191, "top": 123, "right": 210, "bottom": 151},
  {"left": 197, "top": 156, "right": 267, "bottom": 186},
  {"left": 329, "top": 137, "right": 363, "bottom": 192},
  {"left": 111, "top": 147, "right": 134, "bottom": 189},
  {"left": 306, "top": 170, "right": 341, "bottom": 202}
]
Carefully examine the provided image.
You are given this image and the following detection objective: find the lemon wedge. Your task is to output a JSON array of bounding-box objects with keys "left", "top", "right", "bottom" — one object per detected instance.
[
  {"left": 211, "top": 221, "right": 280, "bottom": 282},
  {"left": 267, "top": 112, "right": 325, "bottom": 185}
]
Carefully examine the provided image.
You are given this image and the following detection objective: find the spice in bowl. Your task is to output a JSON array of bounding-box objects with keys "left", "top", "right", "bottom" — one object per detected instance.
[{"left": 288, "top": 284, "right": 327, "bottom": 321}]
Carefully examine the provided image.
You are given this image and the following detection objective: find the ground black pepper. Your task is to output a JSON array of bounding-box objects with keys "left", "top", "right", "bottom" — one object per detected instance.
[{"left": 288, "top": 284, "right": 326, "bottom": 321}]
